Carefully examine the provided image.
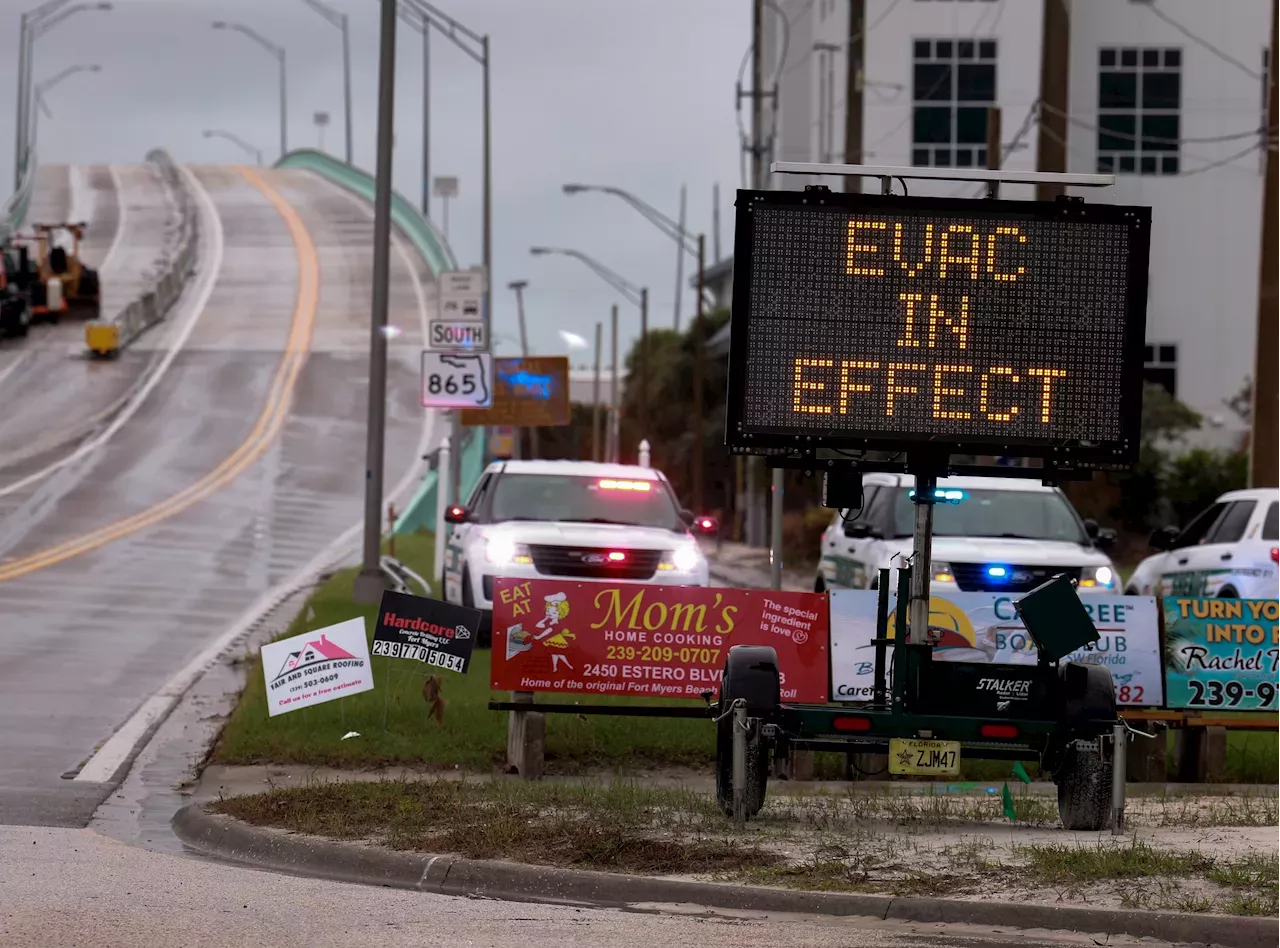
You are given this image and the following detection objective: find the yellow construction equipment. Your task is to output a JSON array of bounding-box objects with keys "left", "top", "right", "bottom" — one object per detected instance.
[{"left": 31, "top": 222, "right": 100, "bottom": 319}]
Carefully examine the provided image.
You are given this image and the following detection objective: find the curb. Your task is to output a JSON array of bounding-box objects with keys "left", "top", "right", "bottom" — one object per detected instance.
[{"left": 173, "top": 805, "right": 1273, "bottom": 948}]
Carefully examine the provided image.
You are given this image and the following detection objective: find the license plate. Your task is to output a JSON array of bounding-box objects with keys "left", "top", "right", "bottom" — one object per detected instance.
[{"left": 889, "top": 739, "right": 961, "bottom": 776}]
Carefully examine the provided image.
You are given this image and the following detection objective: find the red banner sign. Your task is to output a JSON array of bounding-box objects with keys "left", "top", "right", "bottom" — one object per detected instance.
[{"left": 491, "top": 579, "right": 829, "bottom": 702}]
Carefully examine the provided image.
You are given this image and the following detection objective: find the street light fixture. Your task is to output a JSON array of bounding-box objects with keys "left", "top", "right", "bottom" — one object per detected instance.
[
  {"left": 506, "top": 279, "right": 537, "bottom": 459},
  {"left": 298, "top": 0, "right": 353, "bottom": 165},
  {"left": 529, "top": 245, "right": 649, "bottom": 440},
  {"left": 203, "top": 129, "right": 264, "bottom": 167},
  {"left": 560, "top": 183, "right": 711, "bottom": 511},
  {"left": 212, "top": 20, "right": 288, "bottom": 160},
  {"left": 13, "top": 1, "right": 112, "bottom": 190},
  {"left": 29, "top": 63, "right": 100, "bottom": 156}
]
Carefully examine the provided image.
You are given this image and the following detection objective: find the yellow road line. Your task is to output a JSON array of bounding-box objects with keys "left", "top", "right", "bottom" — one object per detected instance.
[{"left": 0, "top": 166, "right": 319, "bottom": 584}]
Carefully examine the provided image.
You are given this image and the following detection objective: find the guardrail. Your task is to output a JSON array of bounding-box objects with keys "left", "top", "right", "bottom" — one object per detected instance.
[
  {"left": 84, "top": 149, "right": 200, "bottom": 357},
  {"left": 272, "top": 148, "right": 482, "bottom": 533}
]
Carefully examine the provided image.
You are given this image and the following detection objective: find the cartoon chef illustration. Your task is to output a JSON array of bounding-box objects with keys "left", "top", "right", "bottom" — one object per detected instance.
[{"left": 533, "top": 591, "right": 570, "bottom": 640}]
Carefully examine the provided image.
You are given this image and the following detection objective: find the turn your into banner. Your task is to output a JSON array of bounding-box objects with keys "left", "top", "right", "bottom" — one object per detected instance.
[
  {"left": 491, "top": 579, "right": 830, "bottom": 701},
  {"left": 1163, "top": 597, "right": 1278, "bottom": 711},
  {"left": 373, "top": 589, "right": 481, "bottom": 675}
]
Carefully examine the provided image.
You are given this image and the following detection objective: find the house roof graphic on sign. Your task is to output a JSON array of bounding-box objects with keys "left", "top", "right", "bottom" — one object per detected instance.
[{"left": 272, "top": 634, "right": 356, "bottom": 683}]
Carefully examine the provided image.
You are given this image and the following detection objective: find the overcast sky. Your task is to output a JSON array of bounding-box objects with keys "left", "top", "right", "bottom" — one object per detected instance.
[{"left": 1, "top": 0, "right": 750, "bottom": 361}]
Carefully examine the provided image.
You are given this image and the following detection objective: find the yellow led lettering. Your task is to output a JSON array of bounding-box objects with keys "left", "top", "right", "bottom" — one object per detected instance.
[
  {"left": 979, "top": 367, "right": 1020, "bottom": 422},
  {"left": 846, "top": 220, "right": 888, "bottom": 276},
  {"left": 839, "top": 360, "right": 879, "bottom": 414},
  {"left": 939, "top": 225, "right": 980, "bottom": 280},
  {"left": 1028, "top": 368, "right": 1068, "bottom": 423},
  {"left": 885, "top": 363, "right": 927, "bottom": 417},
  {"left": 926, "top": 294, "right": 969, "bottom": 349},
  {"left": 793, "top": 358, "right": 835, "bottom": 414},
  {"left": 932, "top": 364, "right": 973, "bottom": 419},
  {"left": 986, "top": 226, "right": 1027, "bottom": 282},
  {"left": 892, "top": 221, "right": 933, "bottom": 277},
  {"left": 897, "top": 293, "right": 924, "bottom": 347}
]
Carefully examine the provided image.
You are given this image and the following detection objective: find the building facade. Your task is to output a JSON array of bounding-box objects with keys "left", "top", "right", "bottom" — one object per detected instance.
[{"left": 759, "top": 0, "right": 1271, "bottom": 442}]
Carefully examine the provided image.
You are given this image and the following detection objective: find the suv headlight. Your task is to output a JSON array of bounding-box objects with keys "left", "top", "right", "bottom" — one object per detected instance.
[
  {"left": 659, "top": 543, "right": 703, "bottom": 574},
  {"left": 1079, "top": 565, "right": 1115, "bottom": 589},
  {"left": 931, "top": 561, "right": 956, "bottom": 583},
  {"left": 485, "top": 536, "right": 532, "bottom": 566}
]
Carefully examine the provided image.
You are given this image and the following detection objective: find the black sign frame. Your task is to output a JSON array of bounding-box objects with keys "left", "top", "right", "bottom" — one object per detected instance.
[{"left": 725, "top": 189, "right": 1151, "bottom": 469}]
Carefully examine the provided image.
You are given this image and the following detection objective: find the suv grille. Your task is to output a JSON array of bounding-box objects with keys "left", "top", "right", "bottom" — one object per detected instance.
[
  {"left": 950, "top": 563, "right": 1082, "bottom": 593},
  {"left": 528, "top": 545, "right": 661, "bottom": 581}
]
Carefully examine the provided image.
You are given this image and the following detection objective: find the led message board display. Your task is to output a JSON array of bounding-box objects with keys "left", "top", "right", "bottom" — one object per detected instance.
[{"left": 726, "top": 191, "right": 1151, "bottom": 467}]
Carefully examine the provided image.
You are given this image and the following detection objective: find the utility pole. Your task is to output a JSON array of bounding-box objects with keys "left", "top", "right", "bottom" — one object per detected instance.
[
  {"left": 1250, "top": 7, "right": 1278, "bottom": 487},
  {"left": 610, "top": 304, "right": 619, "bottom": 463},
  {"left": 750, "top": 0, "right": 769, "bottom": 552},
  {"left": 986, "top": 106, "right": 1003, "bottom": 172},
  {"left": 639, "top": 287, "right": 649, "bottom": 439},
  {"left": 693, "top": 234, "right": 706, "bottom": 513},
  {"left": 352, "top": 0, "right": 398, "bottom": 604},
  {"left": 509, "top": 279, "right": 537, "bottom": 460},
  {"left": 712, "top": 183, "right": 722, "bottom": 262},
  {"left": 673, "top": 184, "right": 687, "bottom": 331},
  {"left": 843, "top": 0, "right": 865, "bottom": 192},
  {"left": 421, "top": 26, "right": 430, "bottom": 216},
  {"left": 592, "top": 320, "right": 602, "bottom": 462},
  {"left": 1035, "top": 0, "right": 1070, "bottom": 201}
]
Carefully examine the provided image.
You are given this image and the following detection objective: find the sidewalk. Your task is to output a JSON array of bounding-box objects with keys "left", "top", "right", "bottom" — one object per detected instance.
[{"left": 702, "top": 538, "right": 811, "bottom": 592}]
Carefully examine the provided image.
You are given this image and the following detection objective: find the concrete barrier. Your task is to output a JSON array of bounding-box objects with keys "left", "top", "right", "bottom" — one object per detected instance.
[{"left": 84, "top": 149, "right": 199, "bottom": 357}]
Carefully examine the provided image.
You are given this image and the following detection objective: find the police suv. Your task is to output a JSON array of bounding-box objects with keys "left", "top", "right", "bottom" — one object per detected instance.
[
  {"left": 442, "top": 460, "right": 711, "bottom": 640},
  {"left": 1126, "top": 487, "right": 1279, "bottom": 598},
  {"left": 816, "top": 473, "right": 1119, "bottom": 595}
]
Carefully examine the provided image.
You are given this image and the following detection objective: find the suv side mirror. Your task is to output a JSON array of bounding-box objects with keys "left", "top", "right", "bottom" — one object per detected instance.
[
  {"left": 843, "top": 520, "right": 881, "bottom": 540},
  {"left": 444, "top": 505, "right": 470, "bottom": 525},
  {"left": 678, "top": 508, "right": 696, "bottom": 527},
  {"left": 1094, "top": 527, "right": 1117, "bottom": 551},
  {"left": 1148, "top": 525, "right": 1179, "bottom": 552},
  {"left": 1083, "top": 517, "right": 1100, "bottom": 539}
]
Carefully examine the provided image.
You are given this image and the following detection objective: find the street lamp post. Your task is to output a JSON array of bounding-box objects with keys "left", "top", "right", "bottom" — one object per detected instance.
[
  {"left": 299, "top": 0, "right": 353, "bottom": 165},
  {"left": 212, "top": 20, "right": 288, "bottom": 160},
  {"left": 29, "top": 63, "right": 101, "bottom": 157},
  {"left": 203, "top": 129, "right": 263, "bottom": 167},
  {"left": 507, "top": 279, "right": 537, "bottom": 459},
  {"left": 13, "top": 1, "right": 112, "bottom": 190}
]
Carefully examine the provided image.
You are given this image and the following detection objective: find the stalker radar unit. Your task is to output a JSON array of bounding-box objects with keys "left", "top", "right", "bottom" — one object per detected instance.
[{"left": 713, "top": 164, "right": 1152, "bottom": 833}]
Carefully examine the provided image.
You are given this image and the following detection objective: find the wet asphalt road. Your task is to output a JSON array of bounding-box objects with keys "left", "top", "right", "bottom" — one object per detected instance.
[{"left": 0, "top": 165, "right": 433, "bottom": 827}]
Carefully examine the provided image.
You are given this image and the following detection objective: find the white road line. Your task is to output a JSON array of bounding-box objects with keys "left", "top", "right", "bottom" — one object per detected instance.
[
  {"left": 97, "top": 164, "right": 128, "bottom": 278},
  {"left": 0, "top": 165, "right": 224, "bottom": 499},
  {"left": 0, "top": 353, "right": 30, "bottom": 390},
  {"left": 75, "top": 170, "right": 438, "bottom": 784}
]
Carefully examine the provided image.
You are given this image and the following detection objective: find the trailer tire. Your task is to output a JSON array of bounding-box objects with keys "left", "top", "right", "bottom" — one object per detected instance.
[{"left": 1055, "top": 743, "right": 1113, "bottom": 831}]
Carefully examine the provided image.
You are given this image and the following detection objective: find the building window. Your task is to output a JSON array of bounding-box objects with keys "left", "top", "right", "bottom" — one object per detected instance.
[
  {"left": 1097, "top": 47, "right": 1181, "bottom": 175},
  {"left": 1143, "top": 343, "right": 1177, "bottom": 395},
  {"left": 912, "top": 38, "right": 997, "bottom": 168}
]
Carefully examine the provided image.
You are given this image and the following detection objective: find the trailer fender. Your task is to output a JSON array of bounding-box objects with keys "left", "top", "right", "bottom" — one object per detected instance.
[
  {"left": 720, "top": 645, "right": 781, "bottom": 718},
  {"left": 1057, "top": 660, "right": 1115, "bottom": 738}
]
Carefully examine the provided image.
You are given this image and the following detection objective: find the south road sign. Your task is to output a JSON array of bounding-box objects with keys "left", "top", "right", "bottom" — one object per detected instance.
[
  {"left": 429, "top": 320, "right": 487, "bottom": 351},
  {"left": 421, "top": 351, "right": 493, "bottom": 409}
]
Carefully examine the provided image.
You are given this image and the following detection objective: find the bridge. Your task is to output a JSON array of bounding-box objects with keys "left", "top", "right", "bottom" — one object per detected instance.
[{"left": 0, "top": 149, "right": 470, "bottom": 827}]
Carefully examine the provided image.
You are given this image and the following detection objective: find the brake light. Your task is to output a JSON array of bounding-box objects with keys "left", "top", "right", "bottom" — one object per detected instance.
[
  {"left": 1272, "top": 548, "right": 1278, "bottom": 564},
  {"left": 607, "top": 551, "right": 626, "bottom": 562},
  {"left": 598, "top": 479, "right": 651, "bottom": 491},
  {"left": 699, "top": 518, "right": 713, "bottom": 529},
  {"left": 833, "top": 716, "right": 871, "bottom": 731},
  {"left": 980, "top": 723, "right": 1019, "bottom": 739}
]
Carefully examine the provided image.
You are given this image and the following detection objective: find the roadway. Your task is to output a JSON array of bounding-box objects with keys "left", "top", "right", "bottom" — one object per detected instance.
[{"left": 0, "top": 163, "right": 434, "bottom": 828}]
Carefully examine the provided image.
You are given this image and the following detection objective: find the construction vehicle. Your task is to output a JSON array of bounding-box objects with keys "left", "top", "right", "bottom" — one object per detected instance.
[
  {"left": 0, "top": 243, "right": 33, "bottom": 339},
  {"left": 21, "top": 223, "right": 100, "bottom": 323}
]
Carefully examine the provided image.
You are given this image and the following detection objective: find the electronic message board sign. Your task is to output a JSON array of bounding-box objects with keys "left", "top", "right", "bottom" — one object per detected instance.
[{"left": 726, "top": 190, "right": 1151, "bottom": 468}]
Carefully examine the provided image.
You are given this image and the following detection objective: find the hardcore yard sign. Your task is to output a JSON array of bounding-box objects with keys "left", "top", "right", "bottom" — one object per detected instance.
[
  {"left": 261, "top": 617, "right": 375, "bottom": 716},
  {"left": 491, "top": 579, "right": 830, "bottom": 702},
  {"left": 373, "top": 589, "right": 481, "bottom": 675}
]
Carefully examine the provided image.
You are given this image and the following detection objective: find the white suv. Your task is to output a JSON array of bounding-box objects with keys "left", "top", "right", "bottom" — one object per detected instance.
[
  {"left": 1126, "top": 487, "right": 1279, "bottom": 598},
  {"left": 441, "top": 460, "right": 710, "bottom": 639},
  {"left": 816, "top": 473, "right": 1119, "bottom": 595}
]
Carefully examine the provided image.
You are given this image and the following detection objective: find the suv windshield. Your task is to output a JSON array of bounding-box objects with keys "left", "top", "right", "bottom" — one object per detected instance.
[
  {"left": 489, "top": 474, "right": 684, "bottom": 530},
  {"left": 888, "top": 488, "right": 1087, "bottom": 543}
]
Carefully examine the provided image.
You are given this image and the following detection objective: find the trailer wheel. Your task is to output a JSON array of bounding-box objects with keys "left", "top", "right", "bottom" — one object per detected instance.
[{"left": 1055, "top": 742, "right": 1113, "bottom": 831}]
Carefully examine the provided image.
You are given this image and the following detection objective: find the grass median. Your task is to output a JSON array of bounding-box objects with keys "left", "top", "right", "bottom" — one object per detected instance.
[{"left": 212, "top": 778, "right": 1278, "bottom": 916}]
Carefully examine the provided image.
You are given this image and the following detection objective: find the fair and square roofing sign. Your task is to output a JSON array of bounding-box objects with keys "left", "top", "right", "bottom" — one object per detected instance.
[{"left": 261, "top": 617, "right": 374, "bottom": 716}]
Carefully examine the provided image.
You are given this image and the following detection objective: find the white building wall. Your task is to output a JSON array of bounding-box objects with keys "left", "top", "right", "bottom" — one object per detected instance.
[{"left": 765, "top": 0, "right": 1270, "bottom": 438}]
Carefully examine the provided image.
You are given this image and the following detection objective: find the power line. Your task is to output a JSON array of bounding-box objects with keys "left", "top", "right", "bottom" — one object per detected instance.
[
  {"left": 1143, "top": 2, "right": 1262, "bottom": 80},
  {"left": 1178, "top": 140, "right": 1267, "bottom": 176},
  {"left": 1038, "top": 101, "right": 1274, "bottom": 145}
]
